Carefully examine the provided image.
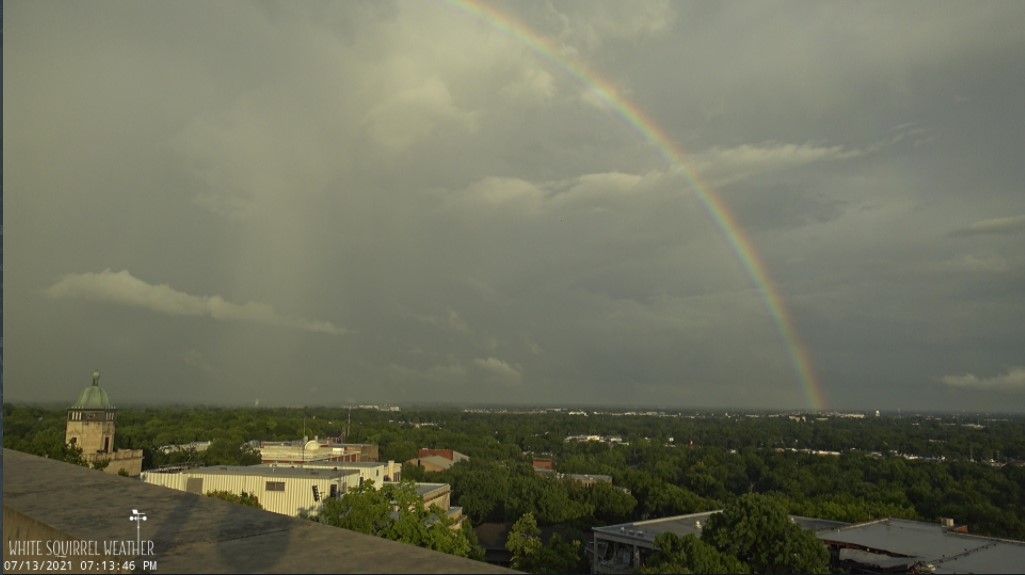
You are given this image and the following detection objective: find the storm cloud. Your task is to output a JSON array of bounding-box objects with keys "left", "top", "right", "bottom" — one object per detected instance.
[{"left": 6, "top": 1, "right": 1025, "bottom": 411}]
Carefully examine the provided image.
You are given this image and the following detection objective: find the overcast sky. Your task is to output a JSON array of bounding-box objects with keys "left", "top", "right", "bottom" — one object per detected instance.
[{"left": 6, "top": 1, "right": 1025, "bottom": 412}]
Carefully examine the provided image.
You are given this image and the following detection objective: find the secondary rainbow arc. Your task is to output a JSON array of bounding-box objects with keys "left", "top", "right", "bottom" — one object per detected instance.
[{"left": 446, "top": 0, "right": 827, "bottom": 411}]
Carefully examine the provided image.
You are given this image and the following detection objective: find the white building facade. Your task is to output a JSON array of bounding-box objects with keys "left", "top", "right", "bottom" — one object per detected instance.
[{"left": 141, "top": 465, "right": 361, "bottom": 517}]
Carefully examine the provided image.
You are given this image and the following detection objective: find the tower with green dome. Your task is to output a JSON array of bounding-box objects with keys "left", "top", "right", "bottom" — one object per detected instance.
[{"left": 65, "top": 370, "right": 143, "bottom": 476}]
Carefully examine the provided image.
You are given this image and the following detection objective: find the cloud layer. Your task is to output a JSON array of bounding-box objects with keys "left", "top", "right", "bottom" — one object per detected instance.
[
  {"left": 941, "top": 367, "right": 1025, "bottom": 393},
  {"left": 950, "top": 215, "right": 1025, "bottom": 237},
  {"left": 46, "top": 270, "right": 345, "bottom": 336},
  {"left": 6, "top": 1, "right": 1025, "bottom": 410}
]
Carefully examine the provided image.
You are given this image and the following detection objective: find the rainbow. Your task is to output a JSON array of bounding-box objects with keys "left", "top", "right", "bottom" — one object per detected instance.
[{"left": 444, "top": 0, "right": 827, "bottom": 411}]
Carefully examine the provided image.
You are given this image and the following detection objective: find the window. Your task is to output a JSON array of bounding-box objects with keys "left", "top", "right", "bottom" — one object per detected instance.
[{"left": 266, "top": 481, "right": 285, "bottom": 492}]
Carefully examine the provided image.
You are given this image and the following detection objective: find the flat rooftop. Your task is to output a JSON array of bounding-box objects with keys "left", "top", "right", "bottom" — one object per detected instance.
[
  {"left": 144, "top": 465, "right": 359, "bottom": 480},
  {"left": 818, "top": 518, "right": 1025, "bottom": 574},
  {"left": 593, "top": 511, "right": 849, "bottom": 546},
  {"left": 268, "top": 461, "right": 389, "bottom": 469},
  {"left": 3, "top": 449, "right": 513, "bottom": 574},
  {"left": 383, "top": 482, "right": 449, "bottom": 499}
]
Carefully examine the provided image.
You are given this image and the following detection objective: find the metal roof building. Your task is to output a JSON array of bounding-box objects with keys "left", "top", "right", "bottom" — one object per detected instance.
[
  {"left": 591, "top": 512, "right": 1025, "bottom": 574},
  {"left": 590, "top": 510, "right": 847, "bottom": 574},
  {"left": 141, "top": 465, "right": 361, "bottom": 518},
  {"left": 818, "top": 518, "right": 1025, "bottom": 574}
]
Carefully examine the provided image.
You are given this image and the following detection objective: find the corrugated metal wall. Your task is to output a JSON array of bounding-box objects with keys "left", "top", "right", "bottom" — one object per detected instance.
[{"left": 141, "top": 471, "right": 360, "bottom": 517}]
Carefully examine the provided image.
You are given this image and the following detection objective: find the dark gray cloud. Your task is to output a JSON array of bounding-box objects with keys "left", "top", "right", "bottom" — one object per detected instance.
[{"left": 6, "top": 1, "right": 1025, "bottom": 412}]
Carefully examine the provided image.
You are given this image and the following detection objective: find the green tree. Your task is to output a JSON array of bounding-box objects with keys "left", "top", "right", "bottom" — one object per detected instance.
[
  {"left": 318, "top": 481, "right": 479, "bottom": 559},
  {"left": 537, "top": 533, "right": 583, "bottom": 574},
  {"left": 206, "top": 490, "right": 263, "bottom": 509},
  {"left": 580, "top": 481, "right": 637, "bottom": 523},
  {"left": 461, "top": 520, "right": 487, "bottom": 562},
  {"left": 702, "top": 493, "right": 829, "bottom": 574},
  {"left": 318, "top": 481, "right": 393, "bottom": 534},
  {"left": 638, "top": 532, "right": 748, "bottom": 574},
  {"left": 507, "top": 512, "right": 544, "bottom": 571},
  {"left": 401, "top": 461, "right": 427, "bottom": 482},
  {"left": 203, "top": 437, "right": 261, "bottom": 466}
]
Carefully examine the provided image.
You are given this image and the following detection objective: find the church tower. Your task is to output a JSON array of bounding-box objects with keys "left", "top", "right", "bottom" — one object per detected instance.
[{"left": 65, "top": 370, "right": 143, "bottom": 476}]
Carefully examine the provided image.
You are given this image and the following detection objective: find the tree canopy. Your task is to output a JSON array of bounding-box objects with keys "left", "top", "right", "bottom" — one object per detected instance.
[
  {"left": 206, "top": 490, "right": 262, "bottom": 509},
  {"left": 638, "top": 532, "right": 749, "bottom": 574},
  {"left": 702, "top": 493, "right": 829, "bottom": 574},
  {"left": 316, "top": 480, "right": 481, "bottom": 559}
]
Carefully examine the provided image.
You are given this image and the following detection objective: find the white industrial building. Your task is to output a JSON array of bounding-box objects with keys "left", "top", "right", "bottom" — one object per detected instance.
[{"left": 141, "top": 465, "right": 361, "bottom": 518}]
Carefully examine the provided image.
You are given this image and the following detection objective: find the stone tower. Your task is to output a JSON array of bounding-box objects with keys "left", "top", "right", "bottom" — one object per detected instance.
[
  {"left": 65, "top": 370, "right": 143, "bottom": 476},
  {"left": 66, "top": 370, "right": 117, "bottom": 455}
]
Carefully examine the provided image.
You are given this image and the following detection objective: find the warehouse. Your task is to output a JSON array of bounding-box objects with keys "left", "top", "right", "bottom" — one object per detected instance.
[{"left": 141, "top": 465, "right": 360, "bottom": 517}]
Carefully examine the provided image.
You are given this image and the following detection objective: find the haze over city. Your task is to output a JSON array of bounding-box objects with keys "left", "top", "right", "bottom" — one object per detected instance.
[{"left": 5, "top": 1, "right": 1025, "bottom": 412}]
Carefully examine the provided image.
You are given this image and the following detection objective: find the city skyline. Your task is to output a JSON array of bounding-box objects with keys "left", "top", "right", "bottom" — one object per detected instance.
[{"left": 5, "top": 1, "right": 1025, "bottom": 411}]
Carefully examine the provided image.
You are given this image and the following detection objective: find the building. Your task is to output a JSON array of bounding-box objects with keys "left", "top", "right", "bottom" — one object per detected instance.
[
  {"left": 332, "top": 442, "right": 381, "bottom": 461},
  {"left": 141, "top": 461, "right": 447, "bottom": 523},
  {"left": 589, "top": 511, "right": 847, "bottom": 574},
  {"left": 263, "top": 459, "right": 402, "bottom": 489},
  {"left": 386, "top": 482, "right": 464, "bottom": 527},
  {"left": 156, "top": 440, "right": 212, "bottom": 455},
  {"left": 562, "top": 473, "right": 613, "bottom": 487},
  {"left": 408, "top": 448, "right": 470, "bottom": 472},
  {"left": 141, "top": 464, "right": 361, "bottom": 518},
  {"left": 591, "top": 512, "right": 1025, "bottom": 574},
  {"left": 64, "top": 370, "right": 143, "bottom": 477},
  {"left": 258, "top": 439, "right": 365, "bottom": 465},
  {"left": 532, "top": 458, "right": 554, "bottom": 471},
  {"left": 818, "top": 517, "right": 1025, "bottom": 573}
]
